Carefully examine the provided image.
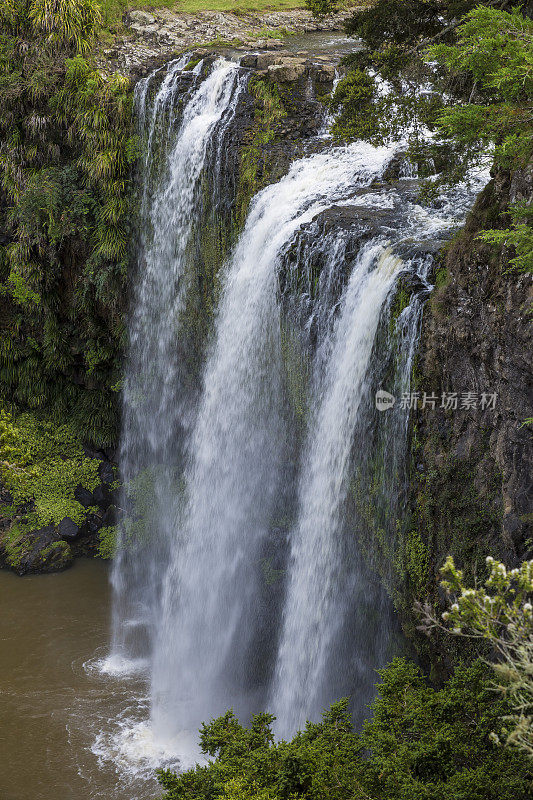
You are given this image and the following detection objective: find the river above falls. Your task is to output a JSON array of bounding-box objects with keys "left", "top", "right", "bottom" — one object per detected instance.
[{"left": 0, "top": 559, "right": 170, "bottom": 800}]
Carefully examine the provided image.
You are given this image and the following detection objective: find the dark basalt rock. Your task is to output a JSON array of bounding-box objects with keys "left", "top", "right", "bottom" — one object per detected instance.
[
  {"left": 405, "top": 161, "right": 533, "bottom": 674},
  {"left": 74, "top": 485, "right": 95, "bottom": 508},
  {"left": 7, "top": 526, "right": 73, "bottom": 576},
  {"left": 98, "top": 461, "right": 115, "bottom": 486},
  {"left": 57, "top": 517, "right": 79, "bottom": 540},
  {"left": 93, "top": 484, "right": 113, "bottom": 510},
  {"left": 101, "top": 505, "right": 118, "bottom": 528},
  {"left": 78, "top": 513, "right": 102, "bottom": 539}
]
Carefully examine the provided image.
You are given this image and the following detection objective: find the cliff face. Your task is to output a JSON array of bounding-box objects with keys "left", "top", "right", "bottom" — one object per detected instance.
[{"left": 405, "top": 162, "right": 533, "bottom": 668}]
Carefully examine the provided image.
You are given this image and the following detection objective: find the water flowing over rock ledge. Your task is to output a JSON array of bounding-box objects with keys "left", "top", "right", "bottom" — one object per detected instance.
[{"left": 99, "top": 8, "right": 355, "bottom": 74}]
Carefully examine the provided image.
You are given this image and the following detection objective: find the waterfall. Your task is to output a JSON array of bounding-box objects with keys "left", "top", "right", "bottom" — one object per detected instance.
[
  {"left": 270, "top": 243, "right": 402, "bottom": 736},
  {"left": 110, "top": 57, "right": 246, "bottom": 672},
  {"left": 105, "top": 53, "right": 490, "bottom": 769},
  {"left": 150, "top": 141, "right": 397, "bottom": 737}
]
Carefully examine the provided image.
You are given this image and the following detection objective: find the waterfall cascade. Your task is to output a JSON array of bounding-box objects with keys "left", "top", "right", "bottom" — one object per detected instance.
[
  {"left": 110, "top": 57, "right": 246, "bottom": 671},
  {"left": 108, "top": 55, "right": 489, "bottom": 762}
]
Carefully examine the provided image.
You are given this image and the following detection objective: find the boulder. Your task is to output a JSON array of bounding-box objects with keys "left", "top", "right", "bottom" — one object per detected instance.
[
  {"left": 78, "top": 513, "right": 102, "bottom": 539},
  {"left": 267, "top": 58, "right": 308, "bottom": 83},
  {"left": 5, "top": 525, "right": 73, "bottom": 575},
  {"left": 57, "top": 516, "right": 79, "bottom": 540},
  {"left": 101, "top": 505, "right": 118, "bottom": 528},
  {"left": 93, "top": 484, "right": 112, "bottom": 510},
  {"left": 98, "top": 461, "right": 115, "bottom": 486},
  {"left": 312, "top": 64, "right": 336, "bottom": 85},
  {"left": 74, "top": 485, "right": 94, "bottom": 508},
  {"left": 128, "top": 10, "right": 156, "bottom": 25},
  {"left": 255, "top": 51, "right": 290, "bottom": 70}
]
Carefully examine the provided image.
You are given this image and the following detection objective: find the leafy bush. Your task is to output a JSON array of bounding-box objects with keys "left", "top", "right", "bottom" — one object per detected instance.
[
  {"left": 328, "top": 1, "right": 532, "bottom": 272},
  {"left": 97, "top": 524, "right": 117, "bottom": 558},
  {"left": 156, "top": 658, "right": 532, "bottom": 799},
  {"left": 419, "top": 555, "right": 533, "bottom": 758},
  {"left": 428, "top": 6, "right": 533, "bottom": 272},
  {"left": 0, "top": 408, "right": 99, "bottom": 534}
]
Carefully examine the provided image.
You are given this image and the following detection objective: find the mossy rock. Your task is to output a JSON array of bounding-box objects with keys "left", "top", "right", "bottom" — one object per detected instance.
[{"left": 3, "top": 525, "right": 73, "bottom": 575}]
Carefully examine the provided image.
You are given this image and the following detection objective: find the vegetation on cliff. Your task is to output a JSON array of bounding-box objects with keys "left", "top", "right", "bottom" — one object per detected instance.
[
  {"left": 0, "top": 407, "right": 100, "bottom": 568},
  {"left": 0, "top": 0, "right": 137, "bottom": 446}
]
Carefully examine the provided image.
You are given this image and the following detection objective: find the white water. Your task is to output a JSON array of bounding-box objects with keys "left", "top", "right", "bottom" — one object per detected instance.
[
  {"left": 270, "top": 244, "right": 401, "bottom": 736},
  {"left": 111, "top": 58, "right": 246, "bottom": 669},
  {"left": 151, "top": 140, "right": 397, "bottom": 739},
  {"left": 104, "top": 55, "right": 491, "bottom": 781}
]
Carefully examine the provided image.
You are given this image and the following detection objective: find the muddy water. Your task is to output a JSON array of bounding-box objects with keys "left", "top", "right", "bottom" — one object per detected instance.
[{"left": 0, "top": 559, "right": 167, "bottom": 800}]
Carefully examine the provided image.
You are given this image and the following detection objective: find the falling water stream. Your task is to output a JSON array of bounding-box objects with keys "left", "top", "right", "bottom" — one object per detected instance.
[
  {"left": 0, "top": 55, "right": 488, "bottom": 797},
  {"left": 104, "top": 56, "right": 491, "bottom": 765},
  {"left": 110, "top": 57, "right": 246, "bottom": 674}
]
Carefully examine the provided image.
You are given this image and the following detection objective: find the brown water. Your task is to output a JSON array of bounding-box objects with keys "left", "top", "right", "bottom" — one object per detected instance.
[{"left": 0, "top": 559, "right": 172, "bottom": 800}]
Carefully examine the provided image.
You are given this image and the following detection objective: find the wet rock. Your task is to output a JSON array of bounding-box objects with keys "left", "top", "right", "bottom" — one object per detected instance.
[
  {"left": 57, "top": 517, "right": 79, "bottom": 540},
  {"left": 382, "top": 152, "right": 409, "bottom": 182},
  {"left": 78, "top": 513, "right": 102, "bottom": 539},
  {"left": 316, "top": 203, "right": 400, "bottom": 237},
  {"left": 7, "top": 526, "right": 73, "bottom": 575},
  {"left": 83, "top": 445, "right": 105, "bottom": 461},
  {"left": 255, "top": 51, "right": 290, "bottom": 70},
  {"left": 74, "top": 485, "right": 94, "bottom": 508},
  {"left": 98, "top": 461, "right": 115, "bottom": 486},
  {"left": 101, "top": 505, "right": 118, "bottom": 528},
  {"left": 268, "top": 58, "right": 307, "bottom": 82},
  {"left": 312, "top": 64, "right": 336, "bottom": 85},
  {"left": 240, "top": 54, "right": 259, "bottom": 68},
  {"left": 93, "top": 484, "right": 112, "bottom": 510}
]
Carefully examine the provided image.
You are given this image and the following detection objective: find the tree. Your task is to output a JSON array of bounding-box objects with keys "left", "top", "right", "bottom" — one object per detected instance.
[
  {"left": 418, "top": 555, "right": 533, "bottom": 758},
  {"left": 0, "top": 0, "right": 137, "bottom": 444},
  {"left": 157, "top": 659, "right": 532, "bottom": 799}
]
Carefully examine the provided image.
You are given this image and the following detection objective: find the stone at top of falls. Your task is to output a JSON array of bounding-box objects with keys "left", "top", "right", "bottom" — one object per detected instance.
[{"left": 128, "top": 10, "right": 156, "bottom": 26}]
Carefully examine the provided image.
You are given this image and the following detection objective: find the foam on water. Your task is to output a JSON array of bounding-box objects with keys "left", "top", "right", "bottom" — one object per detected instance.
[
  {"left": 85, "top": 653, "right": 150, "bottom": 679},
  {"left": 91, "top": 717, "right": 201, "bottom": 779}
]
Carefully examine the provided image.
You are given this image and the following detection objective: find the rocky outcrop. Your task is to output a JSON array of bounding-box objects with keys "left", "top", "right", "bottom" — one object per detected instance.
[
  {"left": 0, "top": 452, "right": 118, "bottom": 575},
  {"left": 100, "top": 8, "right": 354, "bottom": 74},
  {"left": 405, "top": 162, "right": 533, "bottom": 670},
  {"left": 3, "top": 526, "right": 73, "bottom": 575}
]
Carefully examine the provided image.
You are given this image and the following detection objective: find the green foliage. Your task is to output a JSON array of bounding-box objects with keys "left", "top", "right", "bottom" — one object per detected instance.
[
  {"left": 29, "top": 0, "right": 102, "bottom": 53},
  {"left": 345, "top": 0, "right": 444, "bottom": 48},
  {"left": 304, "top": 0, "right": 339, "bottom": 18},
  {"left": 330, "top": 1, "right": 449, "bottom": 150},
  {"left": 0, "top": 408, "right": 99, "bottom": 547},
  {"left": 97, "top": 523, "right": 117, "bottom": 558},
  {"left": 420, "top": 555, "right": 533, "bottom": 758},
  {"left": 0, "top": 0, "right": 135, "bottom": 445},
  {"left": 389, "top": 281, "right": 410, "bottom": 334},
  {"left": 359, "top": 658, "right": 532, "bottom": 798},
  {"left": 478, "top": 203, "right": 533, "bottom": 274},
  {"left": 427, "top": 7, "right": 533, "bottom": 272},
  {"left": 236, "top": 76, "right": 286, "bottom": 224},
  {"left": 157, "top": 658, "right": 532, "bottom": 800}
]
